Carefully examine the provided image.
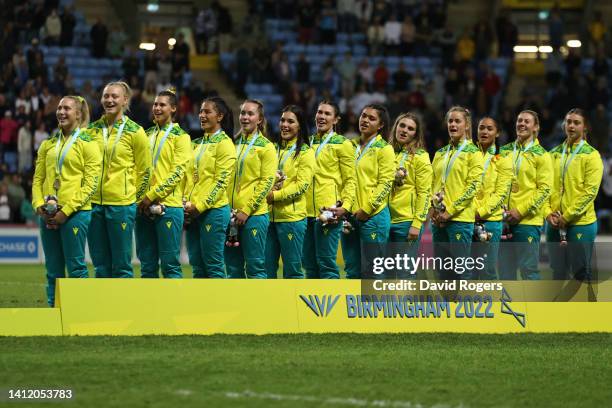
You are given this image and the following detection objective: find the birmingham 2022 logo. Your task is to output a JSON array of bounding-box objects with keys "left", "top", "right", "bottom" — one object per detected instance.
[{"left": 299, "top": 289, "right": 526, "bottom": 328}]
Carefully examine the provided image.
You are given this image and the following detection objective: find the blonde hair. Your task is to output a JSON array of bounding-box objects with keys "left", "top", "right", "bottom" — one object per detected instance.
[
  {"left": 63, "top": 95, "right": 90, "bottom": 127},
  {"left": 445, "top": 106, "right": 472, "bottom": 140},
  {"left": 239, "top": 99, "right": 268, "bottom": 139},
  {"left": 389, "top": 112, "right": 425, "bottom": 154},
  {"left": 103, "top": 81, "right": 132, "bottom": 112}
]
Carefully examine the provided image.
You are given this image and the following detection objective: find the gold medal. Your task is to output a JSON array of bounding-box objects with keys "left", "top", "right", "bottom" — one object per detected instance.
[
  {"left": 193, "top": 171, "right": 199, "bottom": 183},
  {"left": 53, "top": 178, "right": 61, "bottom": 190},
  {"left": 512, "top": 182, "right": 519, "bottom": 193}
]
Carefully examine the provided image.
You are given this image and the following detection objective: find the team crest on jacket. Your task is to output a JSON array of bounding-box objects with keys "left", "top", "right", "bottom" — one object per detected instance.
[
  {"left": 527, "top": 236, "right": 533, "bottom": 243},
  {"left": 252, "top": 229, "right": 257, "bottom": 237},
  {"left": 287, "top": 233, "right": 293, "bottom": 241},
  {"left": 72, "top": 227, "right": 79, "bottom": 236},
  {"left": 577, "top": 233, "right": 583, "bottom": 240},
  {"left": 205, "top": 224, "right": 212, "bottom": 232},
  {"left": 121, "top": 222, "right": 127, "bottom": 231},
  {"left": 455, "top": 233, "right": 461, "bottom": 241},
  {"left": 370, "top": 232, "right": 377, "bottom": 240}
]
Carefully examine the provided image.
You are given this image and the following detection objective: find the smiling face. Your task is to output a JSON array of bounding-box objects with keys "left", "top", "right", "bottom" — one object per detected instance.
[
  {"left": 101, "top": 84, "right": 128, "bottom": 117},
  {"left": 279, "top": 111, "right": 300, "bottom": 141},
  {"left": 395, "top": 117, "right": 417, "bottom": 146},
  {"left": 359, "top": 107, "right": 382, "bottom": 139},
  {"left": 239, "top": 101, "right": 263, "bottom": 135},
  {"left": 56, "top": 97, "right": 80, "bottom": 131},
  {"left": 152, "top": 95, "right": 175, "bottom": 126},
  {"left": 447, "top": 110, "right": 467, "bottom": 144},
  {"left": 515, "top": 112, "right": 538, "bottom": 144},
  {"left": 199, "top": 101, "right": 222, "bottom": 134},
  {"left": 477, "top": 118, "right": 498, "bottom": 149},
  {"left": 564, "top": 113, "right": 586, "bottom": 143},
  {"left": 315, "top": 103, "right": 339, "bottom": 134}
]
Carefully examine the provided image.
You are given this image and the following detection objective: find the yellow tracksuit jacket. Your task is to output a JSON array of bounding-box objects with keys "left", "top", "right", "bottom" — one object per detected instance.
[
  {"left": 183, "top": 130, "right": 237, "bottom": 212},
  {"left": 389, "top": 147, "right": 432, "bottom": 230},
  {"left": 227, "top": 132, "right": 278, "bottom": 216},
  {"left": 499, "top": 139, "right": 553, "bottom": 226},
  {"left": 543, "top": 140, "right": 603, "bottom": 225},
  {"left": 431, "top": 140, "right": 483, "bottom": 222},
  {"left": 144, "top": 123, "right": 191, "bottom": 207},
  {"left": 473, "top": 146, "right": 513, "bottom": 222},
  {"left": 88, "top": 115, "right": 151, "bottom": 205},
  {"left": 305, "top": 132, "right": 356, "bottom": 216},
  {"left": 32, "top": 128, "right": 102, "bottom": 216},
  {"left": 352, "top": 135, "right": 396, "bottom": 216},
  {"left": 270, "top": 139, "right": 316, "bottom": 222}
]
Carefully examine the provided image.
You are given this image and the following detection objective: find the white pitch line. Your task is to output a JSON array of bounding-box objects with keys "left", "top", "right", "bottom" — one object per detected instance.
[{"left": 224, "top": 390, "right": 467, "bottom": 408}]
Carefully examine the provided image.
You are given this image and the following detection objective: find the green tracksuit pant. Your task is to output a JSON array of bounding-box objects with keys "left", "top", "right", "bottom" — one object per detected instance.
[
  {"left": 302, "top": 217, "right": 342, "bottom": 279},
  {"left": 471, "top": 220, "right": 502, "bottom": 280},
  {"left": 226, "top": 213, "right": 269, "bottom": 279},
  {"left": 265, "top": 218, "right": 307, "bottom": 279},
  {"left": 341, "top": 206, "right": 391, "bottom": 279},
  {"left": 388, "top": 220, "right": 423, "bottom": 279},
  {"left": 135, "top": 206, "right": 183, "bottom": 279},
  {"left": 499, "top": 224, "right": 542, "bottom": 280},
  {"left": 431, "top": 221, "right": 474, "bottom": 279},
  {"left": 186, "top": 205, "right": 230, "bottom": 279},
  {"left": 40, "top": 210, "right": 90, "bottom": 307},
  {"left": 88, "top": 204, "right": 136, "bottom": 278},
  {"left": 546, "top": 221, "right": 597, "bottom": 281}
]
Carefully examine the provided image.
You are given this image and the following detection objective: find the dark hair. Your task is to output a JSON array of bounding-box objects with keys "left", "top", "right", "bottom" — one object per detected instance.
[
  {"left": 565, "top": 108, "right": 589, "bottom": 139},
  {"left": 203, "top": 96, "right": 234, "bottom": 136},
  {"left": 361, "top": 103, "right": 391, "bottom": 139},
  {"left": 278, "top": 105, "right": 309, "bottom": 159},
  {"left": 477, "top": 116, "right": 501, "bottom": 152},
  {"left": 317, "top": 99, "right": 341, "bottom": 118},
  {"left": 389, "top": 112, "right": 425, "bottom": 154}
]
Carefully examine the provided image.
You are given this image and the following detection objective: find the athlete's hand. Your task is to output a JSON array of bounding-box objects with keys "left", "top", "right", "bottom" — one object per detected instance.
[
  {"left": 546, "top": 213, "right": 559, "bottom": 228},
  {"left": 506, "top": 208, "right": 522, "bottom": 224},
  {"left": 138, "top": 197, "right": 152, "bottom": 214},
  {"left": 354, "top": 209, "right": 370, "bottom": 222},
  {"left": 266, "top": 191, "right": 274, "bottom": 204},
  {"left": 408, "top": 226, "right": 420, "bottom": 241},
  {"left": 48, "top": 210, "right": 67, "bottom": 227},
  {"left": 330, "top": 206, "right": 348, "bottom": 220},
  {"left": 437, "top": 211, "right": 451, "bottom": 223},
  {"left": 36, "top": 206, "right": 45, "bottom": 216},
  {"left": 557, "top": 216, "right": 568, "bottom": 230},
  {"left": 185, "top": 205, "right": 200, "bottom": 219},
  {"left": 235, "top": 210, "right": 249, "bottom": 226}
]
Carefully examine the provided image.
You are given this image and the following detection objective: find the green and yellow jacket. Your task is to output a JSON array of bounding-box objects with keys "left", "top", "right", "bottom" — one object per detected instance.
[{"left": 473, "top": 145, "right": 513, "bottom": 222}]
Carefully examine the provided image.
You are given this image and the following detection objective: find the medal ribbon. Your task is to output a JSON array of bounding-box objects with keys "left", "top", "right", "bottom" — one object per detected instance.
[
  {"left": 355, "top": 135, "right": 378, "bottom": 164},
  {"left": 441, "top": 139, "right": 468, "bottom": 186},
  {"left": 150, "top": 123, "right": 174, "bottom": 170},
  {"left": 312, "top": 130, "right": 335, "bottom": 158},
  {"left": 55, "top": 128, "right": 81, "bottom": 179},
  {"left": 560, "top": 139, "right": 585, "bottom": 194},
  {"left": 511, "top": 139, "right": 534, "bottom": 177},
  {"left": 195, "top": 128, "right": 222, "bottom": 172},
  {"left": 277, "top": 143, "right": 297, "bottom": 171},
  {"left": 236, "top": 131, "right": 260, "bottom": 183},
  {"left": 102, "top": 119, "right": 127, "bottom": 165}
]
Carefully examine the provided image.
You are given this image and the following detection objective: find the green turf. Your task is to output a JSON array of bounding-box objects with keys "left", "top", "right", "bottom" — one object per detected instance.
[{"left": 1, "top": 334, "right": 611, "bottom": 407}]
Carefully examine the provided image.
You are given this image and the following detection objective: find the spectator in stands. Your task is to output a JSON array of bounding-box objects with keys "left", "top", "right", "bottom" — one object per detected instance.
[
  {"left": 547, "top": 7, "right": 564, "bottom": 53},
  {"left": 367, "top": 16, "right": 385, "bottom": 56},
  {"left": 373, "top": 60, "right": 389, "bottom": 92},
  {"left": 457, "top": 31, "right": 476, "bottom": 62},
  {"left": 400, "top": 15, "right": 416, "bottom": 56},
  {"left": 214, "top": 1, "right": 233, "bottom": 53},
  {"left": 108, "top": 24, "right": 127, "bottom": 58},
  {"left": 252, "top": 45, "right": 271, "bottom": 84},
  {"left": 495, "top": 11, "right": 518, "bottom": 58},
  {"left": 7, "top": 173, "right": 25, "bottom": 223},
  {"left": 28, "top": 52, "right": 46, "bottom": 81},
  {"left": 60, "top": 6, "right": 76, "bottom": 47},
  {"left": 295, "top": 53, "right": 310, "bottom": 85},
  {"left": 0, "top": 184, "right": 10, "bottom": 223},
  {"left": 33, "top": 121, "right": 49, "bottom": 151},
  {"left": 384, "top": 15, "right": 401, "bottom": 53},
  {"left": 319, "top": 0, "right": 338, "bottom": 44},
  {"left": 392, "top": 62, "right": 411, "bottom": 93},
  {"left": 473, "top": 18, "right": 493, "bottom": 61},
  {"left": 589, "top": 11, "right": 606, "bottom": 55},
  {"left": 436, "top": 24, "right": 457, "bottom": 67},
  {"left": 12, "top": 47, "right": 29, "bottom": 86},
  {"left": 53, "top": 55, "right": 68, "bottom": 84},
  {"left": 354, "top": 0, "right": 372, "bottom": 29},
  {"left": 17, "top": 119, "right": 32, "bottom": 173},
  {"left": 122, "top": 47, "right": 141, "bottom": 81},
  {"left": 90, "top": 18, "right": 108, "bottom": 58},
  {"left": 482, "top": 65, "right": 501, "bottom": 114},
  {"left": 297, "top": 0, "right": 317, "bottom": 44},
  {"left": 337, "top": 52, "right": 357, "bottom": 97},
  {"left": 357, "top": 58, "right": 373, "bottom": 90},
  {"left": 171, "top": 33, "right": 190, "bottom": 76},
  {"left": 44, "top": 9, "right": 61, "bottom": 46},
  {"left": 338, "top": 0, "right": 358, "bottom": 33},
  {"left": 26, "top": 38, "right": 43, "bottom": 74},
  {"left": 0, "top": 110, "right": 19, "bottom": 162}
]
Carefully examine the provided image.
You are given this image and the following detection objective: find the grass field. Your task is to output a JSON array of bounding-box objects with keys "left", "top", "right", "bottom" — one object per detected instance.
[
  {"left": 1, "top": 334, "right": 612, "bottom": 407},
  {"left": 2, "top": 265, "right": 612, "bottom": 407}
]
